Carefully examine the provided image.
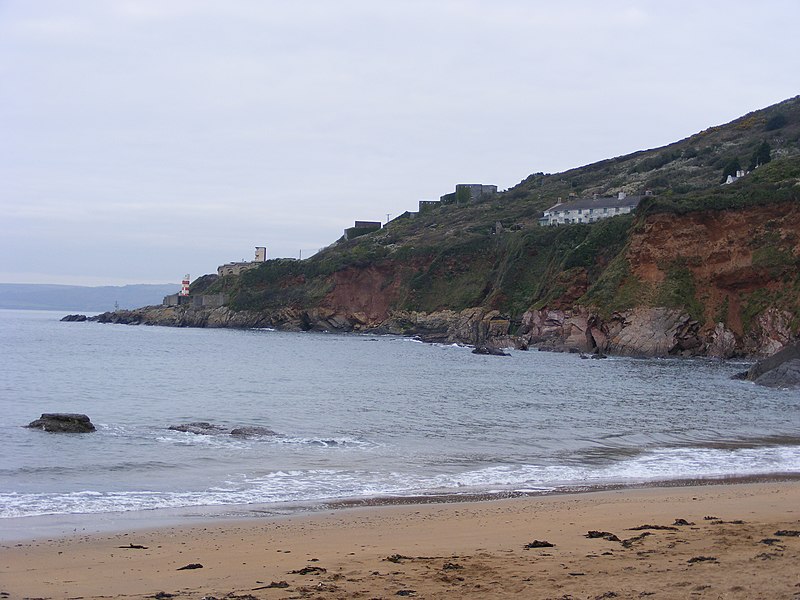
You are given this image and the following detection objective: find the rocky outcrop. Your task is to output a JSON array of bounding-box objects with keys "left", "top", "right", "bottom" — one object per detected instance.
[
  {"left": 604, "top": 308, "right": 702, "bottom": 357},
  {"left": 86, "top": 301, "right": 794, "bottom": 359},
  {"left": 168, "top": 422, "right": 228, "bottom": 435},
  {"left": 706, "top": 323, "right": 738, "bottom": 359},
  {"left": 519, "top": 309, "right": 603, "bottom": 353},
  {"left": 516, "top": 307, "right": 707, "bottom": 357},
  {"left": 745, "top": 342, "right": 800, "bottom": 388},
  {"left": 60, "top": 314, "right": 88, "bottom": 322},
  {"left": 230, "top": 426, "right": 278, "bottom": 437},
  {"left": 753, "top": 360, "right": 800, "bottom": 389},
  {"left": 168, "top": 422, "right": 278, "bottom": 437},
  {"left": 472, "top": 346, "right": 511, "bottom": 356},
  {"left": 26, "top": 413, "right": 96, "bottom": 433},
  {"left": 743, "top": 309, "right": 796, "bottom": 357}
]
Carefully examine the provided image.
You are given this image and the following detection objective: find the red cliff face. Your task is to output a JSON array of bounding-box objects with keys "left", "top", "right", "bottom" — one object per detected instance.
[
  {"left": 321, "top": 265, "right": 401, "bottom": 324},
  {"left": 319, "top": 259, "right": 432, "bottom": 325},
  {"left": 625, "top": 201, "right": 800, "bottom": 353}
]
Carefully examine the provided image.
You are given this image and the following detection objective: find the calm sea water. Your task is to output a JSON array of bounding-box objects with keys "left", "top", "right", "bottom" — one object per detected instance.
[{"left": 1, "top": 309, "right": 798, "bottom": 529}]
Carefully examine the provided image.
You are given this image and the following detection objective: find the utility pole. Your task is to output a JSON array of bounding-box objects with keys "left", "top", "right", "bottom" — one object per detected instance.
[
  {"left": 386, "top": 213, "right": 391, "bottom": 224},
  {"left": 299, "top": 249, "right": 302, "bottom": 260}
]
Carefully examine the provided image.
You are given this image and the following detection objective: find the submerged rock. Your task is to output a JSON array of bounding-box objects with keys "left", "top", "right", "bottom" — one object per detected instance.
[
  {"left": 472, "top": 345, "right": 510, "bottom": 356},
  {"left": 26, "top": 413, "right": 95, "bottom": 433},
  {"left": 229, "top": 426, "right": 278, "bottom": 437},
  {"left": 168, "top": 422, "right": 227, "bottom": 435},
  {"left": 169, "top": 422, "right": 279, "bottom": 437}
]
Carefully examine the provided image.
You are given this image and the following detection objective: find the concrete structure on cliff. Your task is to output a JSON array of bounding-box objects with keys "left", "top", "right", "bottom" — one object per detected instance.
[
  {"left": 538, "top": 192, "right": 647, "bottom": 226},
  {"left": 217, "top": 246, "right": 268, "bottom": 276},
  {"left": 413, "top": 183, "right": 498, "bottom": 215},
  {"left": 344, "top": 221, "right": 382, "bottom": 240},
  {"left": 440, "top": 183, "right": 498, "bottom": 204}
]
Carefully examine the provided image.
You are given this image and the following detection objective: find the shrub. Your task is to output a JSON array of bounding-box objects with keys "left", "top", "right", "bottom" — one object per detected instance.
[{"left": 765, "top": 113, "right": 788, "bottom": 131}]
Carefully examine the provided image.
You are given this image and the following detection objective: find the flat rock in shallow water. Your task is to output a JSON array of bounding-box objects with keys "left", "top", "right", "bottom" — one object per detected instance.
[
  {"left": 26, "top": 413, "right": 95, "bottom": 433},
  {"left": 472, "top": 346, "right": 510, "bottom": 356},
  {"left": 230, "top": 426, "right": 278, "bottom": 437},
  {"left": 60, "top": 314, "right": 88, "bottom": 322},
  {"left": 169, "top": 422, "right": 278, "bottom": 437},
  {"left": 168, "top": 422, "right": 228, "bottom": 435}
]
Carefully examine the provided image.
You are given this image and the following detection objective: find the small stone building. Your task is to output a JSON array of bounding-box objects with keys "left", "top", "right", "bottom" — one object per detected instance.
[
  {"left": 344, "top": 221, "right": 382, "bottom": 240},
  {"left": 440, "top": 183, "right": 498, "bottom": 204}
]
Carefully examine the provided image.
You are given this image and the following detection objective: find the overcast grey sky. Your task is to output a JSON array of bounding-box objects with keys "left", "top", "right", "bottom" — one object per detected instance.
[{"left": 1, "top": 1, "right": 798, "bottom": 286}]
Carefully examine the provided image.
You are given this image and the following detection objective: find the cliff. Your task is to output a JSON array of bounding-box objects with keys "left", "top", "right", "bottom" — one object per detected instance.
[{"left": 93, "top": 97, "right": 800, "bottom": 357}]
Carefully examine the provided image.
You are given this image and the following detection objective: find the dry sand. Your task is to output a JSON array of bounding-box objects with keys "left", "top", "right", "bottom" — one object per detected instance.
[{"left": 1, "top": 481, "right": 799, "bottom": 599}]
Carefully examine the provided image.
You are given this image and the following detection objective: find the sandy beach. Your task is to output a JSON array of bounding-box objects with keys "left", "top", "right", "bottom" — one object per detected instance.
[{"left": 1, "top": 481, "right": 799, "bottom": 599}]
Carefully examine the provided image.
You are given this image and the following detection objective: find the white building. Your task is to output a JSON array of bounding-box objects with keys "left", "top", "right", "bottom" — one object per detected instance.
[{"left": 538, "top": 192, "right": 645, "bottom": 226}]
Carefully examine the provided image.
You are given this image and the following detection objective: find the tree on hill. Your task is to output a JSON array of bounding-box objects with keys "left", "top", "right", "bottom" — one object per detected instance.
[
  {"left": 721, "top": 157, "right": 741, "bottom": 182},
  {"left": 749, "top": 141, "right": 772, "bottom": 170},
  {"left": 765, "top": 113, "right": 788, "bottom": 131}
]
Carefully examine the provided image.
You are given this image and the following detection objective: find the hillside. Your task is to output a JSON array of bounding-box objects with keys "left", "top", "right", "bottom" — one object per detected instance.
[{"left": 98, "top": 97, "right": 800, "bottom": 357}]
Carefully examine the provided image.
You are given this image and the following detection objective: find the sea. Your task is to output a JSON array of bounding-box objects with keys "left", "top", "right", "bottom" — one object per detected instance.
[{"left": 1, "top": 309, "right": 799, "bottom": 539}]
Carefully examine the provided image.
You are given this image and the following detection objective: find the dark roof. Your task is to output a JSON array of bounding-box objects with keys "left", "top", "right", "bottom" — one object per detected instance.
[{"left": 546, "top": 195, "right": 643, "bottom": 212}]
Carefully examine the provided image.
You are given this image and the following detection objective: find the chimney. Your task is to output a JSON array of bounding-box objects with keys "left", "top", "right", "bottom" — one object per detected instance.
[{"left": 618, "top": 191, "right": 627, "bottom": 200}]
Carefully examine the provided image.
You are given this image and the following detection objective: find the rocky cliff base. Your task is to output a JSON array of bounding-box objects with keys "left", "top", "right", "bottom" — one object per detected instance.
[{"left": 85, "top": 302, "right": 795, "bottom": 359}]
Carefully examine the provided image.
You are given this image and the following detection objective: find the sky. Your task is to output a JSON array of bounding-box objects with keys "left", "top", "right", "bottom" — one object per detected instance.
[{"left": 2, "top": 1, "right": 799, "bottom": 286}]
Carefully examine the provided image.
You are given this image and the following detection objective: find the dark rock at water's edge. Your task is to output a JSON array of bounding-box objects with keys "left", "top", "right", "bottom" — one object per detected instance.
[
  {"left": 745, "top": 342, "right": 800, "bottom": 388},
  {"left": 90, "top": 309, "right": 149, "bottom": 325},
  {"left": 60, "top": 314, "right": 88, "bottom": 322},
  {"left": 754, "top": 359, "right": 800, "bottom": 389},
  {"left": 472, "top": 346, "right": 510, "bottom": 356},
  {"left": 26, "top": 413, "right": 96, "bottom": 433},
  {"left": 230, "top": 426, "right": 278, "bottom": 437},
  {"left": 168, "top": 422, "right": 228, "bottom": 435},
  {"left": 86, "top": 302, "right": 795, "bottom": 361},
  {"left": 168, "top": 422, "right": 278, "bottom": 437}
]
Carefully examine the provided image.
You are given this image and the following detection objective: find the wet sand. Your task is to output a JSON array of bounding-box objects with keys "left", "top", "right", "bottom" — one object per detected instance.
[{"left": 1, "top": 481, "right": 799, "bottom": 599}]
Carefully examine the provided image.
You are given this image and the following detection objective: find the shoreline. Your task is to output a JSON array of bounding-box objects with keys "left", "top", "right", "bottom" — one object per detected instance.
[
  {"left": 1, "top": 480, "right": 798, "bottom": 599},
  {"left": 3, "top": 472, "right": 799, "bottom": 544}
]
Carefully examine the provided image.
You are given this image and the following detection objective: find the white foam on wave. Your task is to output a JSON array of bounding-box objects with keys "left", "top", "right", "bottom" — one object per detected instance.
[
  {"left": 153, "top": 429, "right": 371, "bottom": 449},
  {"left": 3, "top": 445, "right": 799, "bottom": 519},
  {"left": 0, "top": 469, "right": 408, "bottom": 518},
  {"left": 430, "top": 342, "right": 470, "bottom": 350},
  {"left": 154, "top": 432, "right": 253, "bottom": 449},
  {"left": 430, "top": 445, "right": 800, "bottom": 490}
]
